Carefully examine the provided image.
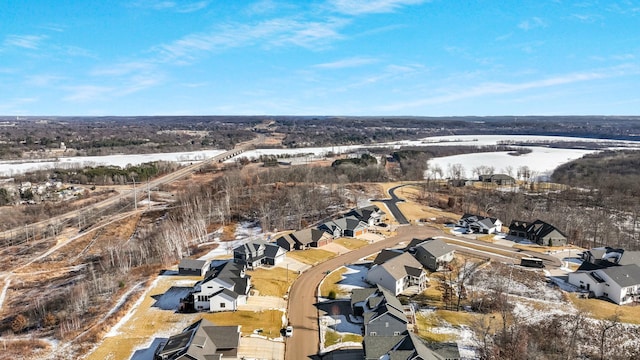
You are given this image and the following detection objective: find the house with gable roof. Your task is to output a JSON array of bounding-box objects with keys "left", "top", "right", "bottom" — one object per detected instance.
[
  {"left": 154, "top": 318, "right": 240, "bottom": 360},
  {"left": 320, "top": 216, "right": 369, "bottom": 238},
  {"left": 363, "top": 332, "right": 460, "bottom": 360},
  {"left": 413, "top": 238, "right": 456, "bottom": 272},
  {"left": 233, "top": 239, "right": 285, "bottom": 268},
  {"left": 366, "top": 252, "right": 427, "bottom": 296},
  {"left": 178, "top": 259, "right": 209, "bottom": 276},
  {"left": 525, "top": 219, "right": 567, "bottom": 246},
  {"left": 275, "top": 228, "right": 333, "bottom": 251},
  {"left": 458, "top": 213, "right": 502, "bottom": 234},
  {"left": 182, "top": 261, "right": 250, "bottom": 312},
  {"left": 568, "top": 264, "right": 640, "bottom": 305},
  {"left": 352, "top": 285, "right": 408, "bottom": 337},
  {"left": 345, "top": 205, "right": 387, "bottom": 226}
]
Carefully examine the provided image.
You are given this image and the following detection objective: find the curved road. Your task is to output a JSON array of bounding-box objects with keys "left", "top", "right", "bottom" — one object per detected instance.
[
  {"left": 284, "top": 226, "right": 441, "bottom": 360},
  {"left": 373, "top": 184, "right": 410, "bottom": 225}
]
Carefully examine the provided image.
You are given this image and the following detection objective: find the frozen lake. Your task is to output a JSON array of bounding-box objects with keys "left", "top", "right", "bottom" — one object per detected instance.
[{"left": 1, "top": 134, "right": 639, "bottom": 178}]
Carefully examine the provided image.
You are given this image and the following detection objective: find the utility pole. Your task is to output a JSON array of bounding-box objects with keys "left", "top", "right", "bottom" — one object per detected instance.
[{"left": 132, "top": 177, "right": 137, "bottom": 210}]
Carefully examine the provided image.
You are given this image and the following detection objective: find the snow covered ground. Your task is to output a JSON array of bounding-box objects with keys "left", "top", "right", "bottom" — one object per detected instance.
[
  {"left": 336, "top": 264, "right": 371, "bottom": 293},
  {"left": 3, "top": 134, "right": 639, "bottom": 177}
]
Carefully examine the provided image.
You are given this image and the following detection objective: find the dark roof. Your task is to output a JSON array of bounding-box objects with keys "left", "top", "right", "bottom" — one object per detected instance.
[
  {"left": 290, "top": 228, "right": 331, "bottom": 245},
  {"left": 508, "top": 220, "right": 530, "bottom": 230},
  {"left": 404, "top": 238, "right": 430, "bottom": 251},
  {"left": 346, "top": 205, "right": 385, "bottom": 222},
  {"left": 364, "top": 335, "right": 406, "bottom": 360},
  {"left": 601, "top": 264, "right": 640, "bottom": 287},
  {"left": 373, "top": 249, "right": 403, "bottom": 265},
  {"left": 351, "top": 288, "right": 377, "bottom": 308},
  {"left": 526, "top": 219, "right": 567, "bottom": 239},
  {"left": 179, "top": 259, "right": 207, "bottom": 269},
  {"left": 363, "top": 332, "right": 457, "bottom": 360},
  {"left": 202, "top": 261, "right": 249, "bottom": 296},
  {"left": 618, "top": 250, "right": 640, "bottom": 266},
  {"left": 156, "top": 318, "right": 240, "bottom": 360},
  {"left": 378, "top": 252, "right": 424, "bottom": 281},
  {"left": 264, "top": 243, "right": 284, "bottom": 258},
  {"left": 576, "top": 260, "right": 618, "bottom": 271},
  {"left": 417, "top": 239, "right": 455, "bottom": 259}
]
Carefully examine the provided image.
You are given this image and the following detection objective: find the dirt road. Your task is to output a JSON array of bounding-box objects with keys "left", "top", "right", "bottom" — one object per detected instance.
[{"left": 284, "top": 225, "right": 440, "bottom": 360}]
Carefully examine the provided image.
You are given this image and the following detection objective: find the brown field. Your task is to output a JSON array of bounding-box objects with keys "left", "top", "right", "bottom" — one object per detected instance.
[
  {"left": 333, "top": 238, "right": 368, "bottom": 251},
  {"left": 248, "top": 267, "right": 298, "bottom": 297},
  {"left": 568, "top": 294, "right": 640, "bottom": 324},
  {"left": 287, "top": 248, "right": 337, "bottom": 265}
]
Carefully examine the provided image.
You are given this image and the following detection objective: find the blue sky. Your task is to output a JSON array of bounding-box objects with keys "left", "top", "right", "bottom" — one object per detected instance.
[{"left": 1, "top": 0, "right": 639, "bottom": 116}]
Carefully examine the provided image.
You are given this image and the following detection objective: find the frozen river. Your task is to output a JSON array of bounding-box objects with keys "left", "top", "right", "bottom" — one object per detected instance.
[{"left": 1, "top": 134, "right": 639, "bottom": 178}]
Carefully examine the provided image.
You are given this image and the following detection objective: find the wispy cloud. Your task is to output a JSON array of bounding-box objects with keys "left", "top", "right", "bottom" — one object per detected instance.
[
  {"left": 3, "top": 34, "right": 48, "bottom": 49},
  {"left": 328, "top": 0, "right": 428, "bottom": 15},
  {"left": 314, "top": 57, "right": 378, "bottom": 69},
  {"left": 380, "top": 68, "right": 630, "bottom": 111},
  {"left": 63, "top": 85, "right": 114, "bottom": 102},
  {"left": 155, "top": 17, "right": 349, "bottom": 63},
  {"left": 129, "top": 0, "right": 209, "bottom": 13},
  {"left": 26, "top": 74, "right": 65, "bottom": 87},
  {"left": 518, "top": 17, "right": 547, "bottom": 31},
  {"left": 0, "top": 97, "right": 37, "bottom": 112}
]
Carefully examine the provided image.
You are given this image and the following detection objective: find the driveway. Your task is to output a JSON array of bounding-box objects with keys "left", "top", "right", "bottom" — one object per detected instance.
[
  {"left": 239, "top": 336, "right": 285, "bottom": 360},
  {"left": 239, "top": 295, "right": 287, "bottom": 311},
  {"left": 276, "top": 257, "right": 311, "bottom": 273},
  {"left": 372, "top": 184, "right": 410, "bottom": 225}
]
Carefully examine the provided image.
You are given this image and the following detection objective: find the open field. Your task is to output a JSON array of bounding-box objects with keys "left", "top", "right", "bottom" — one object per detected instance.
[
  {"left": 287, "top": 248, "right": 337, "bottom": 265},
  {"left": 320, "top": 267, "right": 348, "bottom": 298},
  {"left": 249, "top": 267, "right": 298, "bottom": 297},
  {"left": 568, "top": 294, "right": 640, "bottom": 324},
  {"left": 333, "top": 238, "right": 368, "bottom": 251}
]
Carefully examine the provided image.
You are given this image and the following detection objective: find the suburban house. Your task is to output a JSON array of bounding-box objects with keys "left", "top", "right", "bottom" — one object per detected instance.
[
  {"left": 479, "top": 173, "right": 516, "bottom": 185},
  {"left": 372, "top": 249, "right": 403, "bottom": 265},
  {"left": 567, "top": 264, "right": 640, "bottom": 305},
  {"left": 178, "top": 259, "right": 209, "bottom": 276},
  {"left": 581, "top": 247, "right": 640, "bottom": 267},
  {"left": 413, "top": 238, "right": 456, "bottom": 272},
  {"left": 182, "top": 261, "right": 250, "bottom": 312},
  {"left": 366, "top": 252, "right": 427, "bottom": 296},
  {"left": 508, "top": 219, "right": 567, "bottom": 246},
  {"left": 458, "top": 213, "right": 503, "bottom": 234},
  {"left": 526, "top": 220, "right": 567, "bottom": 246},
  {"left": 320, "top": 216, "right": 369, "bottom": 238},
  {"left": 154, "top": 318, "right": 240, "bottom": 360},
  {"left": 356, "top": 285, "right": 408, "bottom": 337},
  {"left": 508, "top": 220, "right": 530, "bottom": 238},
  {"left": 232, "top": 239, "right": 285, "bottom": 268},
  {"left": 275, "top": 228, "right": 333, "bottom": 251},
  {"left": 345, "top": 205, "right": 387, "bottom": 226},
  {"left": 363, "top": 332, "right": 460, "bottom": 360}
]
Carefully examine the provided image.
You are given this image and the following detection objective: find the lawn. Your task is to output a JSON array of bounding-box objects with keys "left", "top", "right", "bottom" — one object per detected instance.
[
  {"left": 203, "top": 309, "right": 285, "bottom": 337},
  {"left": 324, "top": 329, "right": 363, "bottom": 347},
  {"left": 248, "top": 267, "right": 298, "bottom": 297},
  {"left": 287, "top": 248, "right": 337, "bottom": 265},
  {"left": 320, "top": 267, "right": 348, "bottom": 298},
  {"left": 568, "top": 294, "right": 640, "bottom": 324},
  {"left": 333, "top": 238, "right": 369, "bottom": 251}
]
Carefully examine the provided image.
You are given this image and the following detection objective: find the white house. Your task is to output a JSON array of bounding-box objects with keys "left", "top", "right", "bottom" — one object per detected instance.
[
  {"left": 568, "top": 264, "right": 640, "bottom": 305},
  {"left": 190, "top": 261, "right": 250, "bottom": 312},
  {"left": 458, "top": 213, "right": 502, "bottom": 234},
  {"left": 366, "top": 252, "right": 427, "bottom": 296}
]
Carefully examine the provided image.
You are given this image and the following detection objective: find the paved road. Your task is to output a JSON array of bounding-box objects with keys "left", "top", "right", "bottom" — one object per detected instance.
[
  {"left": 0, "top": 136, "right": 263, "bottom": 242},
  {"left": 373, "top": 184, "right": 410, "bottom": 225},
  {"left": 284, "top": 225, "right": 440, "bottom": 360}
]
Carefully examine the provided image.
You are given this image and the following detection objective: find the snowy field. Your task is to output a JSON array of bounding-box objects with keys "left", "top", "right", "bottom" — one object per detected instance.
[{"left": 3, "top": 134, "right": 640, "bottom": 177}]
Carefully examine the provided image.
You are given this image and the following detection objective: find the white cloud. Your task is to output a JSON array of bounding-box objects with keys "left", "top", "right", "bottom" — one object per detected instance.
[
  {"left": 329, "top": 0, "right": 428, "bottom": 15},
  {"left": 3, "top": 34, "right": 48, "bottom": 49},
  {"left": 518, "top": 17, "right": 547, "bottom": 31},
  {"left": 379, "top": 68, "right": 633, "bottom": 111},
  {"left": 26, "top": 74, "right": 65, "bottom": 87},
  {"left": 155, "top": 17, "right": 349, "bottom": 63},
  {"left": 314, "top": 57, "right": 378, "bottom": 69},
  {"left": 129, "top": 0, "right": 209, "bottom": 13},
  {"left": 63, "top": 85, "right": 113, "bottom": 102}
]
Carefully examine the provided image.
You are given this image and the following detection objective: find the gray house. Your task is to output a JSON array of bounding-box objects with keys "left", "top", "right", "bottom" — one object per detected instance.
[
  {"left": 345, "top": 205, "right": 387, "bottom": 226},
  {"left": 178, "top": 259, "right": 209, "bottom": 276},
  {"left": 233, "top": 240, "right": 285, "bottom": 268},
  {"left": 275, "top": 228, "right": 333, "bottom": 251},
  {"left": 356, "top": 285, "right": 408, "bottom": 337},
  {"left": 525, "top": 220, "right": 567, "bottom": 246},
  {"left": 413, "top": 238, "right": 456, "bottom": 272},
  {"left": 320, "top": 216, "right": 369, "bottom": 238},
  {"left": 363, "top": 332, "right": 460, "bottom": 360},
  {"left": 154, "top": 318, "right": 240, "bottom": 360}
]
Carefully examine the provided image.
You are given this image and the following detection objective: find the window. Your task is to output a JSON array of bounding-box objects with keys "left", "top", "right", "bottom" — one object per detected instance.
[
  {"left": 220, "top": 303, "right": 226, "bottom": 308},
  {"left": 369, "top": 332, "right": 377, "bottom": 336},
  {"left": 394, "top": 331, "right": 401, "bottom": 336},
  {"left": 385, "top": 322, "right": 389, "bottom": 327}
]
